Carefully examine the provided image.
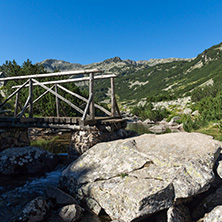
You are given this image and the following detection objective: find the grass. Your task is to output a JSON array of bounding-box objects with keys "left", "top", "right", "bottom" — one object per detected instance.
[
  {"left": 196, "top": 122, "right": 222, "bottom": 141},
  {"left": 30, "top": 135, "right": 70, "bottom": 154}
]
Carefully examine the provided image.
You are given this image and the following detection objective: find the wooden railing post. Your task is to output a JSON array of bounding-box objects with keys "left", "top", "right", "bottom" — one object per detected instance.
[
  {"left": 89, "top": 73, "right": 95, "bottom": 119},
  {"left": 55, "top": 84, "right": 60, "bottom": 117},
  {"left": 14, "top": 92, "right": 19, "bottom": 117},
  {"left": 111, "top": 77, "right": 115, "bottom": 117},
  {"left": 29, "top": 78, "right": 33, "bottom": 118}
]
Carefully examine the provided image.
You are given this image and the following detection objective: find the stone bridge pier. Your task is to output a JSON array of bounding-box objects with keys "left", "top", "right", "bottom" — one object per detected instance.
[
  {"left": 0, "top": 127, "right": 30, "bottom": 152},
  {"left": 68, "top": 119, "right": 136, "bottom": 158}
]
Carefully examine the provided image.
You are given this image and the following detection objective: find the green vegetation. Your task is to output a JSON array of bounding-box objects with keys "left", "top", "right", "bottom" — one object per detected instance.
[
  {"left": 131, "top": 102, "right": 170, "bottom": 122},
  {"left": 30, "top": 135, "right": 70, "bottom": 154},
  {"left": 131, "top": 81, "right": 222, "bottom": 141},
  {"left": 171, "top": 83, "right": 222, "bottom": 140},
  {"left": 92, "top": 42, "right": 222, "bottom": 103},
  {"left": 30, "top": 136, "right": 59, "bottom": 151}
]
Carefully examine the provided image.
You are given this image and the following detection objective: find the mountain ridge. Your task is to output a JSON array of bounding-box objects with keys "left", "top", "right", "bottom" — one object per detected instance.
[
  {"left": 38, "top": 42, "right": 222, "bottom": 102},
  {"left": 38, "top": 57, "right": 193, "bottom": 73}
]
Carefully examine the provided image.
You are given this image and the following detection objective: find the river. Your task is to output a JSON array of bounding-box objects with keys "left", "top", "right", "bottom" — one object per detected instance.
[
  {"left": 1, "top": 123, "right": 153, "bottom": 221},
  {"left": 126, "top": 122, "right": 153, "bottom": 134}
]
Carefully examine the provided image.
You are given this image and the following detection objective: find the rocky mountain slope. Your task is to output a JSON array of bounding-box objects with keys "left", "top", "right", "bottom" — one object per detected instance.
[
  {"left": 39, "top": 57, "right": 191, "bottom": 74},
  {"left": 38, "top": 42, "right": 222, "bottom": 102}
]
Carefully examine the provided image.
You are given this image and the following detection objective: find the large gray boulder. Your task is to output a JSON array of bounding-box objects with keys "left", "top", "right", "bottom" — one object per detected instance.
[
  {"left": 59, "top": 204, "right": 82, "bottom": 222},
  {"left": 192, "top": 185, "right": 222, "bottom": 220},
  {"left": 46, "top": 186, "right": 78, "bottom": 205},
  {"left": 197, "top": 206, "right": 222, "bottom": 222},
  {"left": 60, "top": 132, "right": 221, "bottom": 222},
  {"left": 167, "top": 204, "right": 192, "bottom": 222},
  {"left": 0, "top": 146, "right": 59, "bottom": 175}
]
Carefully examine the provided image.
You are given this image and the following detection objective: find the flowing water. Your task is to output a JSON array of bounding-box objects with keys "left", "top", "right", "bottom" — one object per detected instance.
[
  {"left": 1, "top": 123, "right": 153, "bottom": 221},
  {"left": 126, "top": 122, "right": 153, "bottom": 134}
]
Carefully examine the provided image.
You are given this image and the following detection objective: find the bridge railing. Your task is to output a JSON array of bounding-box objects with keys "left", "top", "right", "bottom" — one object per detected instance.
[{"left": 0, "top": 69, "right": 121, "bottom": 120}]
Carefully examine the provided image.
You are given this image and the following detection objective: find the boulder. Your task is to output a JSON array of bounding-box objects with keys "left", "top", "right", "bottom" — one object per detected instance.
[
  {"left": 192, "top": 110, "right": 200, "bottom": 116},
  {"left": 192, "top": 185, "right": 222, "bottom": 220},
  {"left": 149, "top": 124, "right": 167, "bottom": 133},
  {"left": 0, "top": 146, "right": 59, "bottom": 175},
  {"left": 46, "top": 186, "right": 78, "bottom": 205},
  {"left": 169, "top": 116, "right": 181, "bottom": 125},
  {"left": 216, "top": 154, "right": 222, "bottom": 179},
  {"left": 167, "top": 204, "right": 192, "bottom": 222},
  {"left": 197, "top": 206, "right": 222, "bottom": 222},
  {"left": 143, "top": 119, "right": 155, "bottom": 124},
  {"left": 59, "top": 204, "right": 82, "bottom": 222},
  {"left": 60, "top": 132, "right": 221, "bottom": 221},
  {"left": 183, "top": 108, "right": 192, "bottom": 115},
  {"left": 18, "top": 197, "right": 49, "bottom": 222}
]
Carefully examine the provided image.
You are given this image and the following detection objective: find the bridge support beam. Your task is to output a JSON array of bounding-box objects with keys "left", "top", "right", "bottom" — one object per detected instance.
[
  {"left": 111, "top": 77, "right": 115, "bottom": 116},
  {"left": 14, "top": 92, "right": 19, "bottom": 117},
  {"left": 89, "top": 73, "right": 95, "bottom": 119},
  {"left": 55, "top": 84, "right": 60, "bottom": 117},
  {"left": 29, "top": 78, "right": 33, "bottom": 118}
]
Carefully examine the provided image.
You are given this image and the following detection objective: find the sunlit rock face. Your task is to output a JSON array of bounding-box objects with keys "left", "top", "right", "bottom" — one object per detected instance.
[{"left": 60, "top": 132, "right": 221, "bottom": 222}]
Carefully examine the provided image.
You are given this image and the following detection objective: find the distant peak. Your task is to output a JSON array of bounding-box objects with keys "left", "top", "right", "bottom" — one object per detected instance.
[{"left": 103, "top": 56, "right": 122, "bottom": 63}]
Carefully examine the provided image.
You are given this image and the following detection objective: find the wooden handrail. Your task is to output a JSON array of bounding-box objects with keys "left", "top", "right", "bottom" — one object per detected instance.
[
  {"left": 12, "top": 74, "right": 117, "bottom": 89},
  {"left": 1, "top": 68, "right": 102, "bottom": 81}
]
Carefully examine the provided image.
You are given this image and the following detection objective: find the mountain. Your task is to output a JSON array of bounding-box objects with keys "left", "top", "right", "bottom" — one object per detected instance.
[
  {"left": 38, "top": 42, "right": 222, "bottom": 102},
  {"left": 38, "top": 59, "right": 83, "bottom": 72},
  {"left": 113, "top": 42, "right": 222, "bottom": 102},
  {"left": 39, "top": 57, "right": 191, "bottom": 76}
]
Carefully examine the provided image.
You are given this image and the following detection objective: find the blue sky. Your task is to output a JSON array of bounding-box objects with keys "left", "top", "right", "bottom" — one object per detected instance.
[{"left": 0, "top": 0, "right": 222, "bottom": 65}]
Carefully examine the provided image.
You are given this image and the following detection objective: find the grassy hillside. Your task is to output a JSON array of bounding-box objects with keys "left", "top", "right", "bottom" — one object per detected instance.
[{"left": 110, "top": 42, "right": 222, "bottom": 102}]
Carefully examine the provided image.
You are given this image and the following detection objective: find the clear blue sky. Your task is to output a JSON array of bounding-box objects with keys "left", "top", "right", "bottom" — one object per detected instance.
[{"left": 0, "top": 0, "right": 222, "bottom": 65}]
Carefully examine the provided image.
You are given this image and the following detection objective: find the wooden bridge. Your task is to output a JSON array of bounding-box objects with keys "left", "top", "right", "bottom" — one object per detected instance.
[{"left": 0, "top": 69, "right": 126, "bottom": 131}]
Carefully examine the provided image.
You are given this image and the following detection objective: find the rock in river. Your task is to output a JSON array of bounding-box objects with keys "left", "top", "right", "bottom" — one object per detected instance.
[
  {"left": 0, "top": 146, "right": 59, "bottom": 175},
  {"left": 60, "top": 132, "right": 221, "bottom": 222}
]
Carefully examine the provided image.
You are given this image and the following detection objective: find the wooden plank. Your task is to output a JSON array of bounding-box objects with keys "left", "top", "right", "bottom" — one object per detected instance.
[
  {"left": 57, "top": 84, "right": 111, "bottom": 116},
  {"left": 65, "top": 118, "right": 71, "bottom": 124},
  {"left": 32, "top": 79, "right": 84, "bottom": 115},
  {"left": 20, "top": 118, "right": 35, "bottom": 123},
  {"left": 54, "top": 117, "right": 60, "bottom": 124},
  {"left": 44, "top": 117, "right": 50, "bottom": 123},
  {"left": 71, "top": 118, "right": 78, "bottom": 124},
  {"left": 12, "top": 74, "right": 117, "bottom": 89},
  {"left": 1, "top": 69, "right": 103, "bottom": 81},
  {"left": 0, "top": 117, "right": 18, "bottom": 122}
]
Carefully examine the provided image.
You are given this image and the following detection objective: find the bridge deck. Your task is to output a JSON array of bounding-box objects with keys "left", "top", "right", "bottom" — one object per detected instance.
[{"left": 0, "top": 117, "right": 127, "bottom": 131}]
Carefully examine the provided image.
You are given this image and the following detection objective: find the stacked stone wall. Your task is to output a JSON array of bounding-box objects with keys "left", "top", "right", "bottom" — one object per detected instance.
[{"left": 0, "top": 128, "right": 30, "bottom": 151}]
